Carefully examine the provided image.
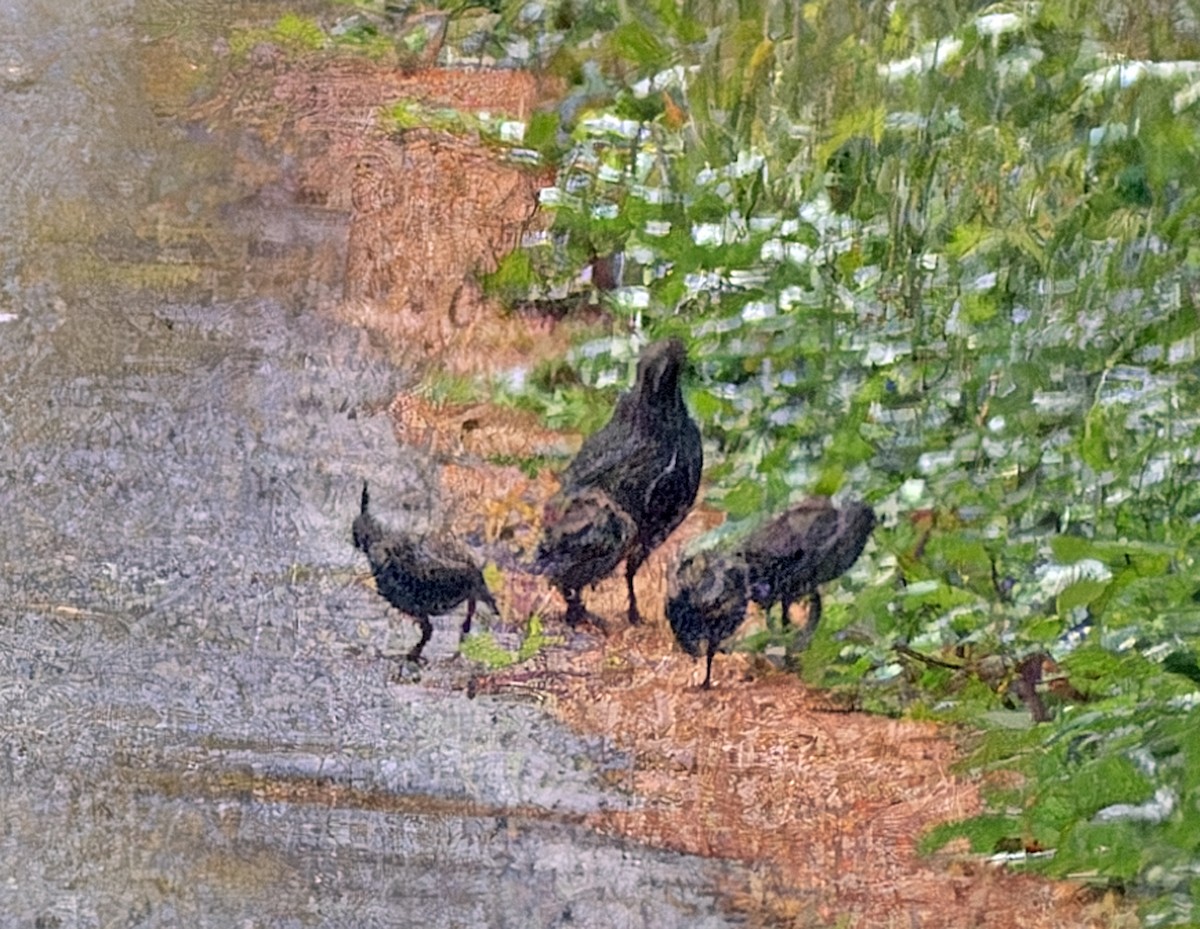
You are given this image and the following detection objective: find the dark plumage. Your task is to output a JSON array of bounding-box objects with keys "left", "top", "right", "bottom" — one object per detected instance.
[
  {"left": 666, "top": 548, "right": 750, "bottom": 689},
  {"left": 535, "top": 487, "right": 637, "bottom": 628},
  {"left": 548, "top": 337, "right": 703, "bottom": 625},
  {"left": 352, "top": 481, "right": 498, "bottom": 664},
  {"left": 739, "top": 497, "right": 876, "bottom": 649}
]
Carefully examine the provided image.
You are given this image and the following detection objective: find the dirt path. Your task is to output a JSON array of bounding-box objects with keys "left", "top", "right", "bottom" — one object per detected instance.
[{"left": 201, "top": 53, "right": 1134, "bottom": 928}]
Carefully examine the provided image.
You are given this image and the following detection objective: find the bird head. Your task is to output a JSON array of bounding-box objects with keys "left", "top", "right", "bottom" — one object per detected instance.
[
  {"left": 477, "top": 584, "right": 500, "bottom": 616},
  {"left": 666, "top": 550, "right": 723, "bottom": 658},
  {"left": 664, "top": 595, "right": 704, "bottom": 657},
  {"left": 634, "top": 337, "right": 687, "bottom": 408}
]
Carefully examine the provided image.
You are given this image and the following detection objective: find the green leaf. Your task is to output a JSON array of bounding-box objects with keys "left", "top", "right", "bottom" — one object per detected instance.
[
  {"left": 482, "top": 248, "right": 536, "bottom": 303},
  {"left": 459, "top": 632, "right": 516, "bottom": 669},
  {"left": 722, "top": 478, "right": 765, "bottom": 520},
  {"left": 686, "top": 387, "right": 729, "bottom": 421},
  {"left": 921, "top": 814, "right": 1021, "bottom": 855},
  {"left": 524, "top": 110, "right": 561, "bottom": 158},
  {"left": 517, "top": 613, "right": 562, "bottom": 661},
  {"left": 946, "top": 219, "right": 993, "bottom": 259},
  {"left": 811, "top": 465, "right": 846, "bottom": 497},
  {"left": 1080, "top": 405, "right": 1114, "bottom": 471},
  {"left": 1023, "top": 615, "right": 1063, "bottom": 643},
  {"left": 960, "top": 291, "right": 999, "bottom": 324},
  {"left": 273, "top": 13, "right": 324, "bottom": 50},
  {"left": 1057, "top": 577, "right": 1110, "bottom": 613},
  {"left": 606, "top": 20, "right": 669, "bottom": 71}
]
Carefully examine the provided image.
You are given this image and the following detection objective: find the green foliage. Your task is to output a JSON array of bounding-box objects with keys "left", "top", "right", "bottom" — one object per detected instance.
[
  {"left": 382, "top": 101, "right": 533, "bottom": 149},
  {"left": 459, "top": 630, "right": 518, "bottom": 668},
  {"left": 273, "top": 14, "right": 325, "bottom": 49},
  {"left": 229, "top": 10, "right": 397, "bottom": 61},
  {"left": 481, "top": 248, "right": 539, "bottom": 304},
  {"left": 929, "top": 693, "right": 1200, "bottom": 915},
  {"left": 418, "top": 370, "right": 483, "bottom": 405},
  {"left": 516, "top": 612, "right": 559, "bottom": 662},
  {"left": 523, "top": 110, "right": 563, "bottom": 160},
  {"left": 605, "top": 20, "right": 671, "bottom": 71},
  {"left": 491, "top": 351, "right": 624, "bottom": 436},
  {"left": 460, "top": 612, "right": 563, "bottom": 668}
]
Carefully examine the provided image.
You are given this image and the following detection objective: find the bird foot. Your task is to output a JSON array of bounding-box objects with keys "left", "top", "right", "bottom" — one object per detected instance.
[
  {"left": 781, "top": 627, "right": 817, "bottom": 671},
  {"left": 343, "top": 642, "right": 384, "bottom": 660},
  {"left": 391, "top": 657, "right": 425, "bottom": 683},
  {"left": 560, "top": 607, "right": 608, "bottom": 636}
]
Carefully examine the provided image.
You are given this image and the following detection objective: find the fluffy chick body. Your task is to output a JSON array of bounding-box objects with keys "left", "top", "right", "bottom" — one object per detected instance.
[
  {"left": 353, "top": 482, "right": 497, "bottom": 663},
  {"left": 667, "top": 548, "right": 750, "bottom": 688},
  {"left": 740, "top": 498, "right": 875, "bottom": 648},
  {"left": 535, "top": 486, "right": 636, "bottom": 629}
]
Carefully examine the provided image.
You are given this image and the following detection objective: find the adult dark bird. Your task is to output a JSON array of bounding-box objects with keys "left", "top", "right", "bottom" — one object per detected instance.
[
  {"left": 352, "top": 481, "right": 498, "bottom": 664},
  {"left": 535, "top": 486, "right": 637, "bottom": 629},
  {"left": 546, "top": 337, "right": 703, "bottom": 626},
  {"left": 740, "top": 498, "right": 875, "bottom": 649},
  {"left": 666, "top": 547, "right": 750, "bottom": 689}
]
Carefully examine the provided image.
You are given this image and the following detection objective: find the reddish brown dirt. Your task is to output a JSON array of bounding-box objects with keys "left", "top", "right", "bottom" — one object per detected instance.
[
  {"left": 199, "top": 51, "right": 1137, "bottom": 929},
  {"left": 195, "top": 54, "right": 578, "bottom": 377},
  {"left": 478, "top": 630, "right": 1124, "bottom": 928}
]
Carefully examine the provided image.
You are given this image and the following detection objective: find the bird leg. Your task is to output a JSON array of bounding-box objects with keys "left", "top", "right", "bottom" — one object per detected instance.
[
  {"left": 405, "top": 616, "right": 434, "bottom": 664},
  {"left": 561, "top": 589, "right": 608, "bottom": 635},
  {"left": 562, "top": 589, "right": 585, "bottom": 627},
  {"left": 794, "top": 591, "right": 822, "bottom": 651},
  {"left": 625, "top": 555, "right": 643, "bottom": 626},
  {"left": 461, "top": 599, "right": 477, "bottom": 639},
  {"left": 779, "top": 596, "right": 793, "bottom": 628},
  {"left": 703, "top": 641, "right": 716, "bottom": 689}
]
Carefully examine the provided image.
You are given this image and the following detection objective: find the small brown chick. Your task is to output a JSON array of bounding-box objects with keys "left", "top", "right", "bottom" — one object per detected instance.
[
  {"left": 534, "top": 486, "right": 636, "bottom": 630},
  {"left": 740, "top": 498, "right": 875, "bottom": 649},
  {"left": 666, "top": 548, "right": 750, "bottom": 689},
  {"left": 352, "top": 481, "right": 498, "bottom": 664}
]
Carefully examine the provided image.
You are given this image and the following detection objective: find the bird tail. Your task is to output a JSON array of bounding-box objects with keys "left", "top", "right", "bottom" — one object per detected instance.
[{"left": 352, "top": 480, "right": 380, "bottom": 553}]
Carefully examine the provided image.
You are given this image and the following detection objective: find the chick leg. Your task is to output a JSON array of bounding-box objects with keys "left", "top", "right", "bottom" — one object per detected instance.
[
  {"left": 624, "top": 549, "right": 645, "bottom": 626},
  {"left": 703, "top": 640, "right": 717, "bottom": 689},
  {"left": 563, "top": 588, "right": 586, "bottom": 627},
  {"left": 406, "top": 616, "right": 434, "bottom": 664},
  {"left": 795, "top": 591, "right": 822, "bottom": 651}
]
